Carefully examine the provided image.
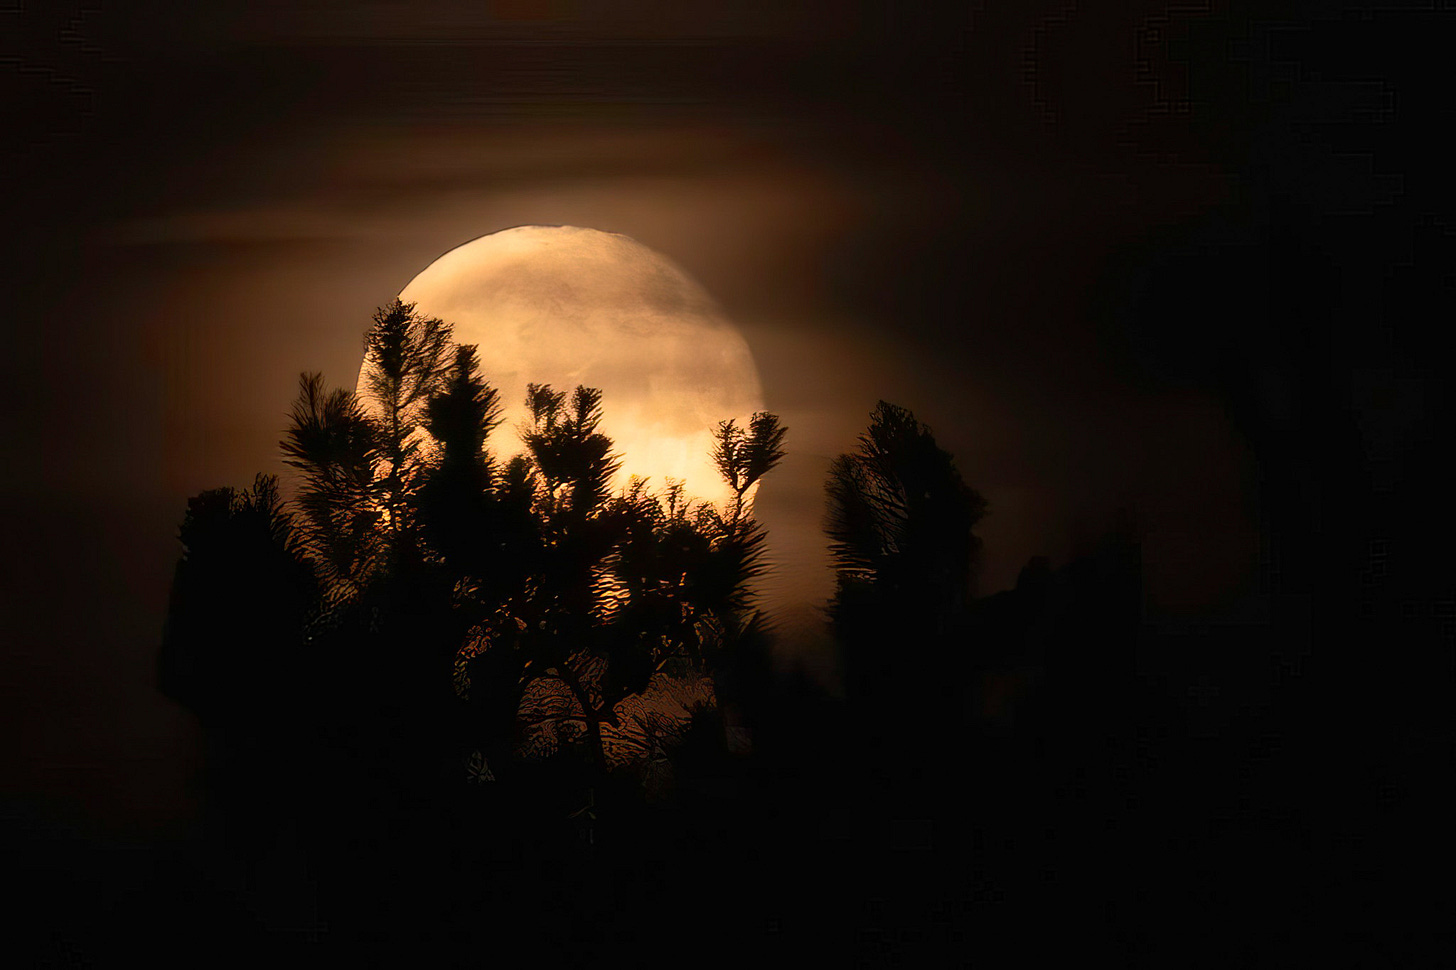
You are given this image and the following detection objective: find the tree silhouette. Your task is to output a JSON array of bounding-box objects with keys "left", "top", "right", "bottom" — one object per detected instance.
[
  {"left": 360, "top": 299, "right": 454, "bottom": 556},
  {"left": 713, "top": 411, "right": 788, "bottom": 522},
  {"left": 158, "top": 473, "right": 321, "bottom": 877},
  {"left": 170, "top": 302, "right": 789, "bottom": 832},
  {"left": 279, "top": 372, "right": 381, "bottom": 602},
  {"left": 824, "top": 401, "right": 987, "bottom": 762},
  {"left": 449, "top": 387, "right": 787, "bottom": 795},
  {"left": 279, "top": 300, "right": 453, "bottom": 600},
  {"left": 160, "top": 473, "right": 317, "bottom": 725},
  {"left": 158, "top": 301, "right": 795, "bottom": 956}
]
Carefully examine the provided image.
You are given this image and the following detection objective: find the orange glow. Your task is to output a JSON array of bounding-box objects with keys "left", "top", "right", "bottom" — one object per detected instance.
[{"left": 362, "top": 225, "right": 766, "bottom": 509}]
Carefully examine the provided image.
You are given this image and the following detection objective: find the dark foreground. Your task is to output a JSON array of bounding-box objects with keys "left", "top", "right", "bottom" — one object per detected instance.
[
  {"left": 13, "top": 680, "right": 1333, "bottom": 969},
  {"left": 10, "top": 538, "right": 1446, "bottom": 967}
]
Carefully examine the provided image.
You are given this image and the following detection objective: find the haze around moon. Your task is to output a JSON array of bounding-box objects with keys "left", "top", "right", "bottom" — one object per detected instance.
[{"left": 365, "top": 225, "right": 766, "bottom": 507}]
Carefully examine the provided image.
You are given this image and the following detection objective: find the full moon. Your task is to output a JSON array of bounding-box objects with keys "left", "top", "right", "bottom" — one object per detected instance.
[{"left": 363, "top": 225, "right": 765, "bottom": 507}]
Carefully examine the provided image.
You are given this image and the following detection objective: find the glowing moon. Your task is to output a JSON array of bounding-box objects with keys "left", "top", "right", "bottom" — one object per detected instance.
[{"left": 365, "top": 225, "right": 765, "bottom": 506}]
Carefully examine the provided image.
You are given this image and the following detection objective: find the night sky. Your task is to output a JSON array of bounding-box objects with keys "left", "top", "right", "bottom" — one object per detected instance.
[{"left": 3, "top": 4, "right": 1452, "bottom": 915}]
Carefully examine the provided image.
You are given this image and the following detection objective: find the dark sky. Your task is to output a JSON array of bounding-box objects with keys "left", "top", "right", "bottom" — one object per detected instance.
[{"left": 4, "top": 2, "right": 1450, "bottom": 832}]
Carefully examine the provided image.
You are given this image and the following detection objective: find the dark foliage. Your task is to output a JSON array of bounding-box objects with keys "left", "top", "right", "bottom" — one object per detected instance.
[
  {"left": 159, "top": 473, "right": 317, "bottom": 722},
  {"left": 155, "top": 322, "right": 1295, "bottom": 964},
  {"left": 360, "top": 298, "right": 455, "bottom": 558},
  {"left": 157, "top": 474, "right": 324, "bottom": 892},
  {"left": 163, "top": 304, "right": 792, "bottom": 940},
  {"left": 826, "top": 401, "right": 986, "bottom": 613},
  {"left": 280, "top": 373, "right": 381, "bottom": 598},
  {"left": 712, "top": 411, "right": 788, "bottom": 518},
  {"left": 824, "top": 401, "right": 988, "bottom": 760}
]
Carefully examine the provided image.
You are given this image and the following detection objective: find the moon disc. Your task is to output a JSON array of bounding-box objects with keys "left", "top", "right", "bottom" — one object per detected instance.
[{"left": 362, "top": 225, "right": 765, "bottom": 507}]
